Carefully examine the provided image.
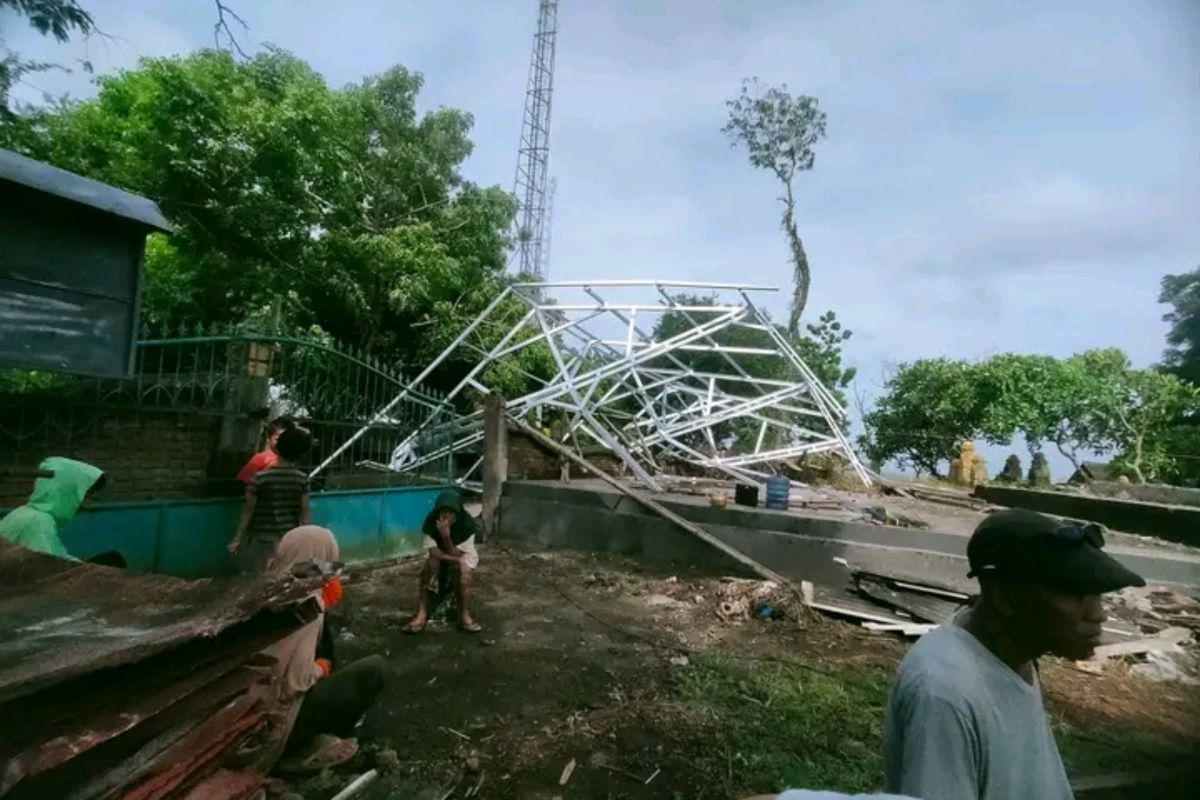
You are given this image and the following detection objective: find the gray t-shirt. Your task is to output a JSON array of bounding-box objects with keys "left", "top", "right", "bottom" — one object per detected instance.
[{"left": 884, "top": 617, "right": 1073, "bottom": 800}]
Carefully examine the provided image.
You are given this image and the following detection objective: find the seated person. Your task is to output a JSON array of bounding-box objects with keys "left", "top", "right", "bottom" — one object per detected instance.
[
  {"left": 251, "top": 525, "right": 386, "bottom": 771},
  {"left": 0, "top": 457, "right": 111, "bottom": 561},
  {"left": 404, "top": 490, "right": 481, "bottom": 633}
]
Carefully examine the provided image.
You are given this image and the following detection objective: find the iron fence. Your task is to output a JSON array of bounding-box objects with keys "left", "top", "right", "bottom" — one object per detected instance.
[{"left": 0, "top": 326, "right": 458, "bottom": 497}]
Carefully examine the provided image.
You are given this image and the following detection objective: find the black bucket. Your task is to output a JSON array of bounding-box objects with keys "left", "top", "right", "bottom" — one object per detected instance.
[{"left": 734, "top": 483, "right": 759, "bottom": 508}]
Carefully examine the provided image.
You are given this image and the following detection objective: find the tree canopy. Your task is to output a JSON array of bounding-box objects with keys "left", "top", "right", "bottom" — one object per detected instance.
[
  {"left": 1, "top": 48, "right": 551, "bottom": 398},
  {"left": 860, "top": 350, "right": 1200, "bottom": 484},
  {"left": 723, "top": 78, "right": 826, "bottom": 333},
  {"left": 1161, "top": 265, "right": 1200, "bottom": 385},
  {"left": 1, "top": 0, "right": 95, "bottom": 117}
]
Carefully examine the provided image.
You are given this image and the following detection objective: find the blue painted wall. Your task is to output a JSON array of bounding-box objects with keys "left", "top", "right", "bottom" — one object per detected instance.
[{"left": 2, "top": 485, "right": 447, "bottom": 579}]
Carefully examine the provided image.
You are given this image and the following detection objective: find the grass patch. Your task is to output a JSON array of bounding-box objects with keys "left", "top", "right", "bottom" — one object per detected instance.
[
  {"left": 1054, "top": 717, "right": 1193, "bottom": 777},
  {"left": 674, "top": 654, "right": 890, "bottom": 796}
]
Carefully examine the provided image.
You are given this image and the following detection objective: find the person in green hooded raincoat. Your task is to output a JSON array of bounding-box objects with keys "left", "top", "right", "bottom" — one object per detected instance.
[
  {"left": 0, "top": 457, "right": 106, "bottom": 560},
  {"left": 404, "top": 489, "right": 481, "bottom": 634}
]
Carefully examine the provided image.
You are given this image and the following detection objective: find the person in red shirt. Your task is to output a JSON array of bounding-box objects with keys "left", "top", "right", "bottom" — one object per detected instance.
[{"left": 238, "top": 416, "right": 296, "bottom": 485}]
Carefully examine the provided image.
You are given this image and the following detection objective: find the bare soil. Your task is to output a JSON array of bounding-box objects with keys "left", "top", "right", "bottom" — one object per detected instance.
[{"left": 302, "top": 545, "right": 1200, "bottom": 800}]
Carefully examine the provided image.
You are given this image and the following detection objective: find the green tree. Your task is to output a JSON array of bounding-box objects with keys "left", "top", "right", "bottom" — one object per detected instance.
[
  {"left": 859, "top": 358, "right": 982, "bottom": 476},
  {"left": 971, "top": 352, "right": 1113, "bottom": 471},
  {"left": 1160, "top": 266, "right": 1200, "bottom": 385},
  {"left": 3, "top": 48, "right": 546, "bottom": 398},
  {"left": 1102, "top": 367, "right": 1200, "bottom": 484},
  {"left": 0, "top": 0, "right": 94, "bottom": 118},
  {"left": 723, "top": 78, "right": 826, "bottom": 332}
]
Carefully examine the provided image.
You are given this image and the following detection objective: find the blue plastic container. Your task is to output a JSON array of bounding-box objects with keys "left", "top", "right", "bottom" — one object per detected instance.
[{"left": 765, "top": 475, "right": 790, "bottom": 510}]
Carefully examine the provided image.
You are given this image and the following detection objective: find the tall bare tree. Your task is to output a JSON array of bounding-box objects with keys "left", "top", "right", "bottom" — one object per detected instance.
[{"left": 723, "top": 78, "right": 826, "bottom": 334}]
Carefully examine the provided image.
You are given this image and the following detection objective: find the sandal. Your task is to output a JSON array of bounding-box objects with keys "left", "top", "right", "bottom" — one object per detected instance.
[
  {"left": 460, "top": 621, "right": 483, "bottom": 634},
  {"left": 277, "top": 735, "right": 359, "bottom": 774},
  {"left": 401, "top": 617, "right": 426, "bottom": 635}
]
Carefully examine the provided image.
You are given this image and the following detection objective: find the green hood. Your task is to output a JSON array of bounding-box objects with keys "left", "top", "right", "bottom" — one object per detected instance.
[
  {"left": 26, "top": 457, "right": 104, "bottom": 529},
  {"left": 433, "top": 489, "right": 464, "bottom": 514},
  {"left": 423, "top": 489, "right": 476, "bottom": 545}
]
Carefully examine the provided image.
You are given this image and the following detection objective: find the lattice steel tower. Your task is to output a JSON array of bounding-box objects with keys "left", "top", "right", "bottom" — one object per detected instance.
[
  {"left": 512, "top": 0, "right": 559, "bottom": 278},
  {"left": 540, "top": 177, "right": 557, "bottom": 281}
]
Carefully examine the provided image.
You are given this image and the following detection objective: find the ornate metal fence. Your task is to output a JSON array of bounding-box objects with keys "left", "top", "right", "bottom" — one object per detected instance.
[{"left": 0, "top": 326, "right": 456, "bottom": 499}]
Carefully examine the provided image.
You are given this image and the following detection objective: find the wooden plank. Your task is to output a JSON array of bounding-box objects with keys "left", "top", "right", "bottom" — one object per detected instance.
[
  {"left": 806, "top": 600, "right": 907, "bottom": 626},
  {"left": 1089, "top": 627, "right": 1192, "bottom": 661},
  {"left": 862, "top": 622, "right": 937, "bottom": 636},
  {"left": 507, "top": 416, "right": 796, "bottom": 589},
  {"left": 854, "top": 577, "right": 964, "bottom": 624}
]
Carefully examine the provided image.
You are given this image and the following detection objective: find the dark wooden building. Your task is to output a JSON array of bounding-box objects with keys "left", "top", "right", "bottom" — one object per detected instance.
[{"left": 0, "top": 149, "right": 170, "bottom": 378}]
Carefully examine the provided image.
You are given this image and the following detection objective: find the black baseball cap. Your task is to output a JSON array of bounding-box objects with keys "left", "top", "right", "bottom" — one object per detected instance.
[{"left": 967, "top": 508, "right": 1146, "bottom": 594}]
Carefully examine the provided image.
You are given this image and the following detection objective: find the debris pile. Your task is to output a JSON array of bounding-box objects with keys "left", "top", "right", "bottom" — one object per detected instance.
[
  {"left": 1085, "top": 586, "right": 1200, "bottom": 683},
  {"left": 712, "top": 578, "right": 794, "bottom": 622},
  {"left": 0, "top": 541, "right": 324, "bottom": 799}
]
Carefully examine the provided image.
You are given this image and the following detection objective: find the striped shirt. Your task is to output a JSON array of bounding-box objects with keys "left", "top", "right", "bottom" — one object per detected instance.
[{"left": 246, "top": 465, "right": 309, "bottom": 542}]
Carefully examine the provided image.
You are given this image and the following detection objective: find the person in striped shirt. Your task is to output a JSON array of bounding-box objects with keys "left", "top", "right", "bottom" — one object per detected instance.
[
  {"left": 237, "top": 415, "right": 296, "bottom": 485},
  {"left": 229, "top": 426, "right": 313, "bottom": 574}
]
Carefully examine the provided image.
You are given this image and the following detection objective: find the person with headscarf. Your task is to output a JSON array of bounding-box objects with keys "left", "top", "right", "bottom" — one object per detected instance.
[
  {"left": 0, "top": 457, "right": 106, "bottom": 560},
  {"left": 250, "top": 525, "right": 386, "bottom": 771},
  {"left": 404, "top": 489, "right": 481, "bottom": 634}
]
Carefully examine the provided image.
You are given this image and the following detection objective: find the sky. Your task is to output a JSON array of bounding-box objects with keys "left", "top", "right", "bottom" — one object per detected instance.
[{"left": 4, "top": 0, "right": 1199, "bottom": 479}]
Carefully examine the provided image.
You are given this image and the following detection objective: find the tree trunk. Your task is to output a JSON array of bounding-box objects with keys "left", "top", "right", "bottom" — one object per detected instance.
[
  {"left": 1054, "top": 441, "right": 1083, "bottom": 472},
  {"left": 781, "top": 186, "right": 810, "bottom": 335},
  {"left": 1130, "top": 434, "right": 1146, "bottom": 483}
]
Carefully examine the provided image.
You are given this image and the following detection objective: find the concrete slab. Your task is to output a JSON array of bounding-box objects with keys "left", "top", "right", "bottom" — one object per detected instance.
[{"left": 500, "top": 481, "right": 1200, "bottom": 590}]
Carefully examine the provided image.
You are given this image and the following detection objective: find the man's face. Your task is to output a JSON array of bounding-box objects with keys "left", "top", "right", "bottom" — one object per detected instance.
[
  {"left": 438, "top": 510, "right": 457, "bottom": 527},
  {"left": 1007, "top": 583, "right": 1107, "bottom": 660}
]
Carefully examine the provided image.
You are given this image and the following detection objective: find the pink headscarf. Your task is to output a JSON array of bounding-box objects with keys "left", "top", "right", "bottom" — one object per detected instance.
[
  {"left": 246, "top": 526, "right": 340, "bottom": 770},
  {"left": 263, "top": 526, "right": 339, "bottom": 696}
]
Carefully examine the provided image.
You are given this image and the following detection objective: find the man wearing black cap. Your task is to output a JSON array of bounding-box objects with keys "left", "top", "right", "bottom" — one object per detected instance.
[{"left": 883, "top": 508, "right": 1146, "bottom": 800}]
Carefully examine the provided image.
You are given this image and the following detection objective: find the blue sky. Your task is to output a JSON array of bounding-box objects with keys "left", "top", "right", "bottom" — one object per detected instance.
[{"left": 4, "top": 0, "right": 1198, "bottom": 478}]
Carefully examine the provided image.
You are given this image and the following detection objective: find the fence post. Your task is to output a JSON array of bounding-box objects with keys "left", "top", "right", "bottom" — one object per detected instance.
[
  {"left": 480, "top": 393, "right": 507, "bottom": 541},
  {"left": 217, "top": 338, "right": 273, "bottom": 480}
]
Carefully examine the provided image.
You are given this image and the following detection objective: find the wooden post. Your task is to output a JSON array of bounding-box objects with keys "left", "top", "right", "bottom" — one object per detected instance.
[{"left": 481, "top": 393, "right": 508, "bottom": 541}]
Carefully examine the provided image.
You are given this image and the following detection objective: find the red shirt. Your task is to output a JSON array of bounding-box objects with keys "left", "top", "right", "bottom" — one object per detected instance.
[{"left": 238, "top": 450, "right": 278, "bottom": 485}]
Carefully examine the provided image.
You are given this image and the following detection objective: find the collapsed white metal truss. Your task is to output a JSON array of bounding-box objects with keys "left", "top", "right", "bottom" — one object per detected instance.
[{"left": 312, "top": 280, "right": 870, "bottom": 490}]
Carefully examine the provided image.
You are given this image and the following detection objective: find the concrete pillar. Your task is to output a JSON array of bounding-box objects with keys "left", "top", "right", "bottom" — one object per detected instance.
[{"left": 481, "top": 392, "right": 508, "bottom": 541}]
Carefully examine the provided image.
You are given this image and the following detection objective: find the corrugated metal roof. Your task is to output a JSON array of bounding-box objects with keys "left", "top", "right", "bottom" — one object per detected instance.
[
  {"left": 0, "top": 541, "right": 324, "bottom": 798},
  {"left": 0, "top": 149, "right": 171, "bottom": 232},
  {"left": 0, "top": 541, "right": 317, "bottom": 704}
]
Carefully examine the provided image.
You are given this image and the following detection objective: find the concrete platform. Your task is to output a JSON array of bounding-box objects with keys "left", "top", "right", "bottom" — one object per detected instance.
[
  {"left": 976, "top": 484, "right": 1200, "bottom": 547},
  {"left": 498, "top": 480, "right": 1200, "bottom": 591}
]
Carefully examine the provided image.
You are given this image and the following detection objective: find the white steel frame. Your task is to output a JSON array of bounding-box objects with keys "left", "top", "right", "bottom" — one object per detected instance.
[{"left": 311, "top": 280, "right": 870, "bottom": 489}]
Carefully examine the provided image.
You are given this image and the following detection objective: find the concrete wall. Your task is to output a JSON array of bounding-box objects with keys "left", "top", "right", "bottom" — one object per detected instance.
[
  {"left": 505, "top": 429, "right": 623, "bottom": 481},
  {"left": 1087, "top": 481, "right": 1200, "bottom": 509},
  {"left": 976, "top": 485, "right": 1200, "bottom": 547},
  {"left": 2, "top": 484, "right": 448, "bottom": 578},
  {"left": 500, "top": 482, "right": 1200, "bottom": 589}
]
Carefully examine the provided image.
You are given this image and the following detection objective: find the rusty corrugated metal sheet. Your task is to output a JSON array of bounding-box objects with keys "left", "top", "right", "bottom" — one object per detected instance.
[
  {"left": 0, "top": 541, "right": 317, "bottom": 704},
  {"left": 0, "top": 542, "right": 322, "bottom": 799}
]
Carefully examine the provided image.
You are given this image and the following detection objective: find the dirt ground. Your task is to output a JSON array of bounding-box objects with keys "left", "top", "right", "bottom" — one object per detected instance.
[{"left": 301, "top": 545, "right": 1200, "bottom": 800}]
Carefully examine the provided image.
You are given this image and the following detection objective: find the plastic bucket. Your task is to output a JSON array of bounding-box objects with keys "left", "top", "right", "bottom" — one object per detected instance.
[{"left": 765, "top": 475, "right": 790, "bottom": 510}]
